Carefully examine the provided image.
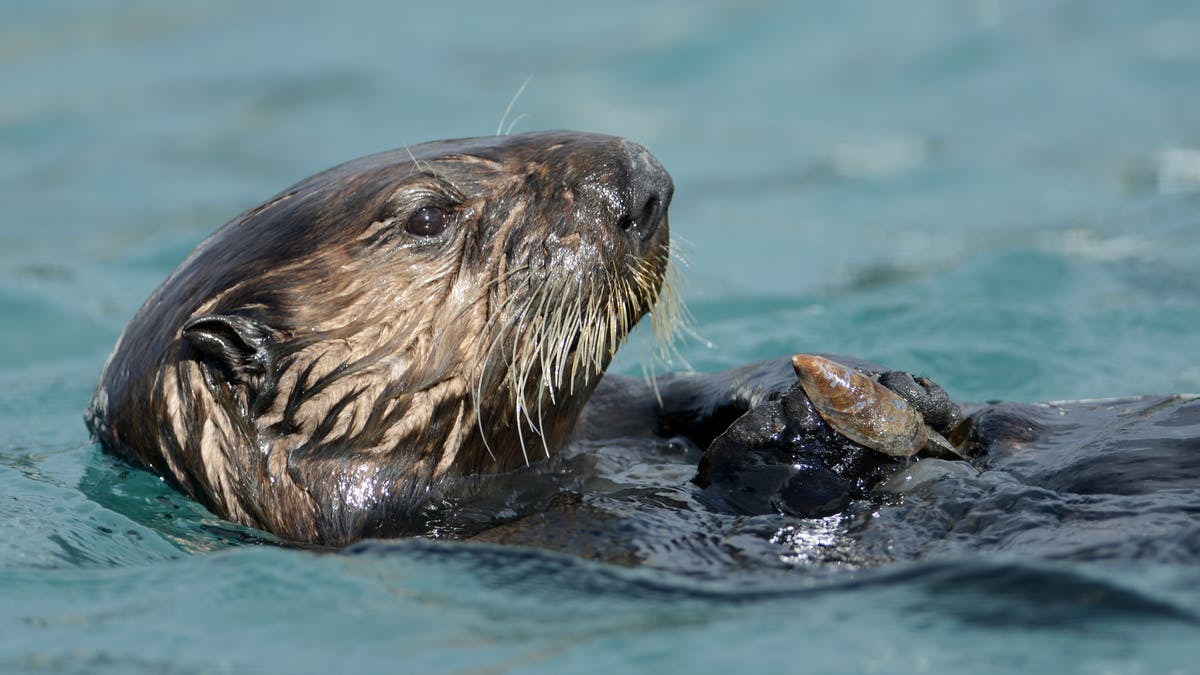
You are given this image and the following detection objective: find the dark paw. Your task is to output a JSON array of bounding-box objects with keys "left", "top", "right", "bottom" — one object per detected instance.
[
  {"left": 877, "top": 371, "right": 963, "bottom": 433},
  {"left": 693, "top": 385, "right": 901, "bottom": 518},
  {"left": 700, "top": 460, "right": 852, "bottom": 518}
]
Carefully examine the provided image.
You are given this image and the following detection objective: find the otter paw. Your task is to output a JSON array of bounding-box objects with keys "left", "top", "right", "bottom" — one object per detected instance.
[{"left": 877, "top": 371, "right": 962, "bottom": 434}]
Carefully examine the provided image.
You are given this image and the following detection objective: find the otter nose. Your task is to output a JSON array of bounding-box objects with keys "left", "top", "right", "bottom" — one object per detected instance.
[{"left": 618, "top": 142, "right": 673, "bottom": 244}]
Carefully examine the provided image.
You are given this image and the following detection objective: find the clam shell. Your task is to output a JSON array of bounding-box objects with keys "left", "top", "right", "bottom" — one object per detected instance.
[
  {"left": 791, "top": 354, "right": 927, "bottom": 457},
  {"left": 921, "top": 428, "right": 967, "bottom": 460}
]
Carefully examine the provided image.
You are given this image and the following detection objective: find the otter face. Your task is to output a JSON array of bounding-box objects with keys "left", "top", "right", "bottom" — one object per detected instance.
[
  {"left": 322, "top": 132, "right": 676, "bottom": 472},
  {"left": 87, "top": 131, "right": 675, "bottom": 542}
]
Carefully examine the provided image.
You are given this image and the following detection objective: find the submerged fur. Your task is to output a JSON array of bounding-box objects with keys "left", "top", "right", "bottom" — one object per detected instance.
[{"left": 86, "top": 131, "right": 677, "bottom": 544}]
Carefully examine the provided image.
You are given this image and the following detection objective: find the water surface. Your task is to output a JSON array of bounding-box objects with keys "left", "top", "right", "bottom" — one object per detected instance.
[{"left": 3, "top": 1, "right": 1200, "bottom": 672}]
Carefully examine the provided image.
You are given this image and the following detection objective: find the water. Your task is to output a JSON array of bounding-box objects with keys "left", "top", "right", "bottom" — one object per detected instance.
[{"left": 3, "top": 0, "right": 1200, "bottom": 672}]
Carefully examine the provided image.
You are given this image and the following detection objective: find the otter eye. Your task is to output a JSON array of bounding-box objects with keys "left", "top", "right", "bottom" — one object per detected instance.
[{"left": 405, "top": 206, "right": 447, "bottom": 236}]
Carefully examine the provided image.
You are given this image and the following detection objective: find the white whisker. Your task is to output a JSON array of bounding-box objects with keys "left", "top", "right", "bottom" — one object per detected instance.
[{"left": 496, "top": 75, "right": 534, "bottom": 136}]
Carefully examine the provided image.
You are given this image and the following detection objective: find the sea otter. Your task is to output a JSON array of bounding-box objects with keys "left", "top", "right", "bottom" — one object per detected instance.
[
  {"left": 87, "top": 131, "right": 1200, "bottom": 563},
  {"left": 86, "top": 131, "right": 679, "bottom": 544}
]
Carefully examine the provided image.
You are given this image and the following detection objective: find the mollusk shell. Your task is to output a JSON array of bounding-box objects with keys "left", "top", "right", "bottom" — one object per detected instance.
[{"left": 791, "top": 354, "right": 927, "bottom": 457}]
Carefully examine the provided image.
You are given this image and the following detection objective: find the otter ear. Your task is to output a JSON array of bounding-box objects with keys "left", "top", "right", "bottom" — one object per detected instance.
[{"left": 182, "top": 314, "right": 276, "bottom": 384}]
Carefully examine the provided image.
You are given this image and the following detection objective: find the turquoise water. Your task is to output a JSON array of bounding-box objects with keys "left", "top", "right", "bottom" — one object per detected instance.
[{"left": 4, "top": 1, "right": 1200, "bottom": 672}]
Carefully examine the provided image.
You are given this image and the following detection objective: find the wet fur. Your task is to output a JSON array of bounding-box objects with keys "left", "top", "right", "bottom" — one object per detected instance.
[{"left": 86, "top": 132, "right": 674, "bottom": 545}]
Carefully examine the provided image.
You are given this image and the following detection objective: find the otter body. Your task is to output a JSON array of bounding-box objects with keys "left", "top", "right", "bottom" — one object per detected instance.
[
  {"left": 88, "top": 131, "right": 1200, "bottom": 567},
  {"left": 87, "top": 131, "right": 674, "bottom": 545}
]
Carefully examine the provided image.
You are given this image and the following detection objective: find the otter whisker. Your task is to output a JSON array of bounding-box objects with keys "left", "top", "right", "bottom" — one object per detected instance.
[
  {"left": 658, "top": 257, "right": 705, "bottom": 356},
  {"left": 511, "top": 283, "right": 550, "bottom": 434},
  {"left": 401, "top": 141, "right": 437, "bottom": 178},
  {"left": 629, "top": 252, "right": 701, "bottom": 405},
  {"left": 606, "top": 281, "right": 621, "bottom": 366},
  {"left": 514, "top": 404, "right": 530, "bottom": 467},
  {"left": 534, "top": 363, "right": 550, "bottom": 460},
  {"left": 472, "top": 275, "right": 539, "bottom": 461},
  {"left": 492, "top": 285, "right": 538, "bottom": 374},
  {"left": 508, "top": 277, "right": 578, "bottom": 465},
  {"left": 548, "top": 280, "right": 580, "bottom": 394},
  {"left": 533, "top": 276, "right": 566, "bottom": 398},
  {"left": 505, "top": 114, "right": 530, "bottom": 138},
  {"left": 569, "top": 278, "right": 594, "bottom": 395},
  {"left": 495, "top": 75, "right": 534, "bottom": 137}
]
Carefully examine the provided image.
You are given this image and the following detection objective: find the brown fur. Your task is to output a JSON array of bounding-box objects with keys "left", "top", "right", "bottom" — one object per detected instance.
[{"left": 86, "top": 131, "right": 673, "bottom": 545}]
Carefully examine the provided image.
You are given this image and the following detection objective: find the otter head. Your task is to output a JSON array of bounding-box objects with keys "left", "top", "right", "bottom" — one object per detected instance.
[{"left": 87, "top": 131, "right": 674, "bottom": 542}]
